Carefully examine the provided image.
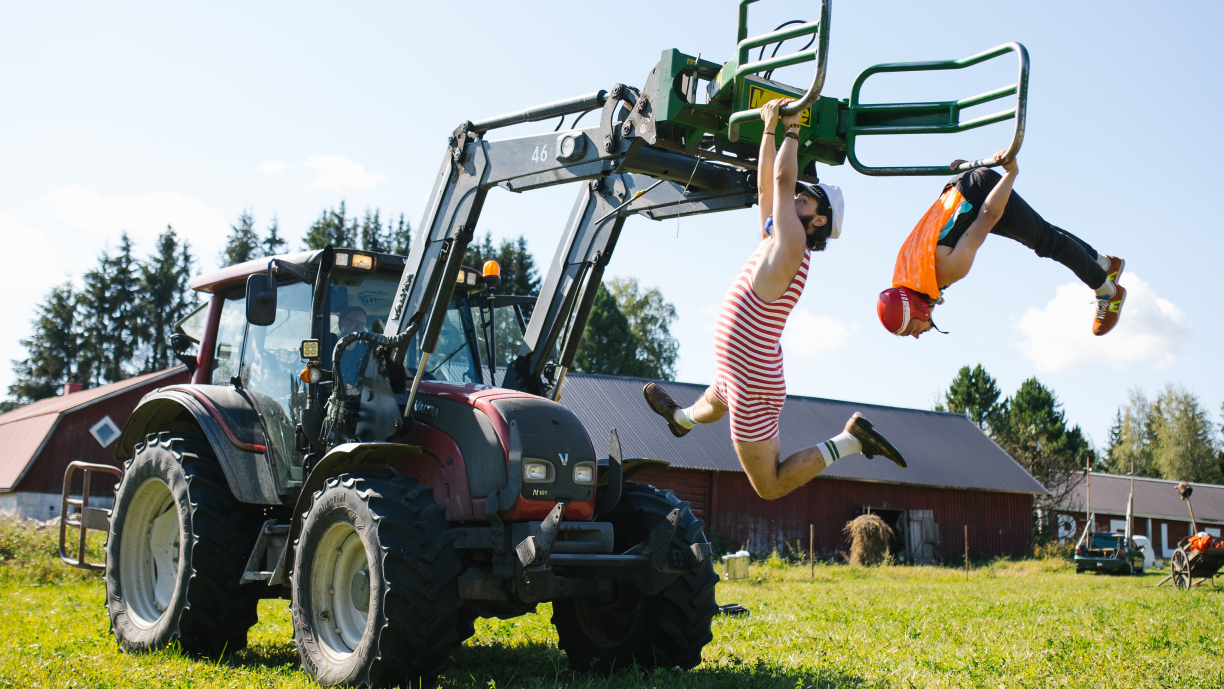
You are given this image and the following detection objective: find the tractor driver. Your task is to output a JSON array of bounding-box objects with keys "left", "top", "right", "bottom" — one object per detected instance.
[
  {"left": 641, "top": 98, "right": 907, "bottom": 501},
  {"left": 877, "top": 151, "right": 1126, "bottom": 338}
]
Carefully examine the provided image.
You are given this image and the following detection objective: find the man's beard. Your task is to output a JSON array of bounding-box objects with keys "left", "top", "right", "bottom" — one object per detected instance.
[{"left": 798, "top": 212, "right": 830, "bottom": 252}]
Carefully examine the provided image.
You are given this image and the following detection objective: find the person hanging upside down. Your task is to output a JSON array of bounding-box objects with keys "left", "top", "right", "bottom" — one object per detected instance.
[
  {"left": 641, "top": 98, "right": 907, "bottom": 501},
  {"left": 877, "top": 151, "right": 1126, "bottom": 338}
]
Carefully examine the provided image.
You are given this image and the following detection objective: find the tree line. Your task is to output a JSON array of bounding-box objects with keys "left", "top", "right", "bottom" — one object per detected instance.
[
  {"left": 937, "top": 364, "right": 1224, "bottom": 540},
  {"left": 5, "top": 209, "right": 680, "bottom": 410}
]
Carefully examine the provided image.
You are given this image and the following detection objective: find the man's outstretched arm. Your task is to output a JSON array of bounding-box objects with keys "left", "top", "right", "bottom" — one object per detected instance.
[
  {"left": 756, "top": 99, "right": 786, "bottom": 238},
  {"left": 935, "top": 151, "right": 1019, "bottom": 287}
]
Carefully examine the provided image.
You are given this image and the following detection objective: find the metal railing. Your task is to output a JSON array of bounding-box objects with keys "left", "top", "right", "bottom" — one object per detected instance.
[
  {"left": 726, "top": 0, "right": 831, "bottom": 142},
  {"left": 59, "top": 461, "right": 123, "bottom": 570},
  {"left": 846, "top": 42, "right": 1029, "bottom": 176}
]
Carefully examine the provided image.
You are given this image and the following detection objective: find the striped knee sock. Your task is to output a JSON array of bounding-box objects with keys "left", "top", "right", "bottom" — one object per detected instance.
[{"left": 817, "top": 431, "right": 862, "bottom": 465}]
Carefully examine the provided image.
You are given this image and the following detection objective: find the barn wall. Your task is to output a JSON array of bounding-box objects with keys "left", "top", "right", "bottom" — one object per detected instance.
[
  {"left": 16, "top": 370, "right": 190, "bottom": 498},
  {"left": 631, "top": 468, "right": 1034, "bottom": 561}
]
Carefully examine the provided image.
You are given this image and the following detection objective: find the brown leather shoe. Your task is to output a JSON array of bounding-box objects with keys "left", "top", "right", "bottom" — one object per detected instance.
[
  {"left": 845, "top": 412, "right": 906, "bottom": 468},
  {"left": 1092, "top": 284, "right": 1127, "bottom": 336},
  {"left": 643, "top": 383, "right": 691, "bottom": 438}
]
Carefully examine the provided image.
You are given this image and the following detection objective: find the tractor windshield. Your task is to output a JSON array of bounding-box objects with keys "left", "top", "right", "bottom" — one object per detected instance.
[
  {"left": 402, "top": 302, "right": 480, "bottom": 385},
  {"left": 473, "top": 299, "right": 528, "bottom": 386},
  {"left": 325, "top": 269, "right": 401, "bottom": 388}
]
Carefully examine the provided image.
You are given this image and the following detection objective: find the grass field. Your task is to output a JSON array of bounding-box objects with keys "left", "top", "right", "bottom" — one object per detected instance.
[{"left": 2, "top": 518, "right": 1223, "bottom": 688}]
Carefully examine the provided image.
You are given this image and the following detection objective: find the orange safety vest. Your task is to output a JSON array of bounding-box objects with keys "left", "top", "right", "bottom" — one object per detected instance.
[{"left": 891, "top": 185, "right": 968, "bottom": 302}]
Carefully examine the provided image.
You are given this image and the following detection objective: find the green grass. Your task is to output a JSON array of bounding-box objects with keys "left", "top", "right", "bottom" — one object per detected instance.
[{"left": 2, "top": 518, "right": 1222, "bottom": 688}]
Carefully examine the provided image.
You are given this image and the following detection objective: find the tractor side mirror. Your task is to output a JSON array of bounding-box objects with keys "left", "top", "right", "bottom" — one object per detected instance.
[{"left": 246, "top": 267, "right": 277, "bottom": 326}]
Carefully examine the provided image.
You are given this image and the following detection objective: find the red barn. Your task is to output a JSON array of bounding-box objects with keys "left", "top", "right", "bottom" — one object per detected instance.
[
  {"left": 561, "top": 374, "right": 1047, "bottom": 563},
  {"left": 0, "top": 367, "right": 188, "bottom": 519}
]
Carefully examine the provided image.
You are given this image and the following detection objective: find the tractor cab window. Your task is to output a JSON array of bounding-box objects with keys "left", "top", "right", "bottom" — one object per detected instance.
[
  {"left": 402, "top": 300, "right": 480, "bottom": 385},
  {"left": 175, "top": 302, "right": 209, "bottom": 345},
  {"left": 211, "top": 292, "right": 247, "bottom": 385},
  {"left": 241, "top": 280, "right": 313, "bottom": 490},
  {"left": 325, "top": 270, "right": 400, "bottom": 388},
  {"left": 473, "top": 297, "right": 529, "bottom": 386}
]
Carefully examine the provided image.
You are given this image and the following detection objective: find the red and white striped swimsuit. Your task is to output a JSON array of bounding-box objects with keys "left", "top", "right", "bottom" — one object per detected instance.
[{"left": 712, "top": 242, "right": 810, "bottom": 442}]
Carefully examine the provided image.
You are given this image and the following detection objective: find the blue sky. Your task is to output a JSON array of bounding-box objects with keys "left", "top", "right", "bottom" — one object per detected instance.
[{"left": 2, "top": 1, "right": 1221, "bottom": 448}]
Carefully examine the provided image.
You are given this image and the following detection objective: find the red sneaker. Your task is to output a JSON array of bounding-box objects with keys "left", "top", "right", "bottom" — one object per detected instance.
[{"left": 1093, "top": 284, "right": 1127, "bottom": 336}]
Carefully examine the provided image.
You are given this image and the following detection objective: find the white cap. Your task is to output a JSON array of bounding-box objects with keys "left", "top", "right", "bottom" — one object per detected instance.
[
  {"left": 817, "top": 182, "right": 844, "bottom": 239},
  {"left": 797, "top": 181, "right": 845, "bottom": 239}
]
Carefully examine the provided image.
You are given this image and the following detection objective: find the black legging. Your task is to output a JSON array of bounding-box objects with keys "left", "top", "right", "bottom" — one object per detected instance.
[{"left": 938, "top": 168, "right": 1108, "bottom": 289}]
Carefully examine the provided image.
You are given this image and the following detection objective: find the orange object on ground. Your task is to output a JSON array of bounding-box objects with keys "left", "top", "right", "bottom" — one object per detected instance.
[{"left": 891, "top": 185, "right": 968, "bottom": 302}]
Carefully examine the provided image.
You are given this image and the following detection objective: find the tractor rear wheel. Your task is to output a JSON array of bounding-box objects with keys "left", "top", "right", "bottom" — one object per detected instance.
[
  {"left": 105, "top": 431, "right": 263, "bottom": 656},
  {"left": 291, "top": 473, "right": 462, "bottom": 688},
  {"left": 552, "top": 483, "right": 718, "bottom": 673}
]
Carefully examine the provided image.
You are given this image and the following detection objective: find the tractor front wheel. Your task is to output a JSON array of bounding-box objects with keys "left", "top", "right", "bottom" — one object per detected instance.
[
  {"left": 105, "top": 431, "right": 263, "bottom": 656},
  {"left": 552, "top": 483, "right": 718, "bottom": 673},
  {"left": 291, "top": 473, "right": 461, "bottom": 688}
]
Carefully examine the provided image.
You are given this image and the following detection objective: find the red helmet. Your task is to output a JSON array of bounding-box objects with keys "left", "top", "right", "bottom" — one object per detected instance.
[{"left": 877, "top": 287, "right": 931, "bottom": 336}]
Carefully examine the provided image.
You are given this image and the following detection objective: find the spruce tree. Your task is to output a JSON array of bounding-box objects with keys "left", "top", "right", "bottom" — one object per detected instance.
[
  {"left": 7, "top": 282, "right": 79, "bottom": 404},
  {"left": 76, "top": 248, "right": 112, "bottom": 387},
  {"left": 262, "top": 215, "right": 286, "bottom": 257},
  {"left": 1105, "top": 388, "right": 1159, "bottom": 477},
  {"left": 943, "top": 364, "right": 1003, "bottom": 432},
  {"left": 220, "top": 209, "right": 261, "bottom": 266},
  {"left": 304, "top": 202, "right": 354, "bottom": 249},
  {"left": 140, "top": 226, "right": 196, "bottom": 372},
  {"left": 105, "top": 233, "right": 144, "bottom": 383},
  {"left": 359, "top": 208, "right": 384, "bottom": 253},
  {"left": 388, "top": 213, "right": 413, "bottom": 255}
]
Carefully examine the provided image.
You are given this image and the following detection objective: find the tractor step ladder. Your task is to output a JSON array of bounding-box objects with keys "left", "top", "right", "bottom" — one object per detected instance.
[
  {"left": 847, "top": 42, "right": 1030, "bottom": 175},
  {"left": 59, "top": 461, "right": 123, "bottom": 570}
]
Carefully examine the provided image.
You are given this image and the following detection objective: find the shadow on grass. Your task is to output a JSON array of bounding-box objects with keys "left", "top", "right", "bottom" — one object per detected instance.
[{"left": 448, "top": 641, "right": 869, "bottom": 688}]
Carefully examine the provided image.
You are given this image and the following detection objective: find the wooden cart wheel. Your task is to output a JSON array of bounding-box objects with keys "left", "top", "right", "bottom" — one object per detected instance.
[{"left": 1172, "top": 548, "right": 1191, "bottom": 590}]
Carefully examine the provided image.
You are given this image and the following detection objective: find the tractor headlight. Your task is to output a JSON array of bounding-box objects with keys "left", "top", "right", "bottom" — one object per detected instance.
[
  {"left": 571, "top": 462, "right": 595, "bottom": 485},
  {"left": 522, "top": 461, "right": 554, "bottom": 483}
]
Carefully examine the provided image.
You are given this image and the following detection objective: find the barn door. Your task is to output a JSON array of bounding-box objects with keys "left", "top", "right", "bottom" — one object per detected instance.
[{"left": 907, "top": 510, "right": 941, "bottom": 565}]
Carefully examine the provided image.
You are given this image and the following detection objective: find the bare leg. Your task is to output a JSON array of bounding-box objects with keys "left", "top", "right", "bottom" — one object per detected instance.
[
  {"left": 689, "top": 386, "right": 728, "bottom": 424},
  {"left": 733, "top": 438, "right": 830, "bottom": 500}
]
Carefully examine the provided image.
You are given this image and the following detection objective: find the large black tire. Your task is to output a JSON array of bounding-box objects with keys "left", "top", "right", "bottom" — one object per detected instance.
[
  {"left": 291, "top": 473, "right": 462, "bottom": 688},
  {"left": 552, "top": 483, "right": 718, "bottom": 673},
  {"left": 105, "top": 431, "right": 263, "bottom": 656}
]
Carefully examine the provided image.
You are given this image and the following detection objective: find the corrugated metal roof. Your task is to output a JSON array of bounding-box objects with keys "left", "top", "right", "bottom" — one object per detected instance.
[
  {"left": 0, "top": 415, "right": 60, "bottom": 490},
  {"left": 1060, "top": 473, "right": 1224, "bottom": 524},
  {"left": 560, "top": 374, "right": 1047, "bottom": 495},
  {"left": 0, "top": 367, "right": 187, "bottom": 426},
  {"left": 0, "top": 366, "right": 186, "bottom": 491}
]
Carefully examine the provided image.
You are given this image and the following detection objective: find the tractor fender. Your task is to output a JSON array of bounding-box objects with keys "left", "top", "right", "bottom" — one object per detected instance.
[
  {"left": 268, "top": 442, "right": 422, "bottom": 587},
  {"left": 116, "top": 385, "right": 282, "bottom": 505}
]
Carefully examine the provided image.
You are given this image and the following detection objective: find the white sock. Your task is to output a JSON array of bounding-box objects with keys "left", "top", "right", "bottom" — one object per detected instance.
[
  {"left": 816, "top": 430, "right": 861, "bottom": 465},
  {"left": 674, "top": 406, "right": 698, "bottom": 429},
  {"left": 1095, "top": 280, "right": 1116, "bottom": 298},
  {"left": 1096, "top": 254, "right": 1111, "bottom": 271}
]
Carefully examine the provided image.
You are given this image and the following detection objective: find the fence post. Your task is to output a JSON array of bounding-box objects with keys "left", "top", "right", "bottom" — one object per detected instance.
[
  {"left": 964, "top": 524, "right": 969, "bottom": 580},
  {"left": 809, "top": 523, "right": 814, "bottom": 578}
]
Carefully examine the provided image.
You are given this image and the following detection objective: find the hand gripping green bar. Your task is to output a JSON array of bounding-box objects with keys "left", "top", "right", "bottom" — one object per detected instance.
[
  {"left": 725, "top": 0, "right": 831, "bottom": 143},
  {"left": 846, "top": 42, "right": 1029, "bottom": 176}
]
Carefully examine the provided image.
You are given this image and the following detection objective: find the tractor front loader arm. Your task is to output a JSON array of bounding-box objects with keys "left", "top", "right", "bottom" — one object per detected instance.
[{"left": 504, "top": 171, "right": 756, "bottom": 397}]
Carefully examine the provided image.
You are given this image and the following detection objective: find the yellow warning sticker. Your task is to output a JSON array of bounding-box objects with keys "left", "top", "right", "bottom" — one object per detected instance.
[{"left": 747, "top": 85, "right": 811, "bottom": 127}]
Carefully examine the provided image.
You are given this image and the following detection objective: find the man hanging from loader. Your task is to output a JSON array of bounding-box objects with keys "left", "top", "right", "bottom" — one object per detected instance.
[
  {"left": 642, "top": 98, "right": 908, "bottom": 501},
  {"left": 876, "top": 152, "right": 1126, "bottom": 338}
]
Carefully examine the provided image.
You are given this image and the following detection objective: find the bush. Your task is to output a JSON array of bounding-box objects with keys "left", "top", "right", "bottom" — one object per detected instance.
[
  {"left": 0, "top": 514, "right": 104, "bottom": 585},
  {"left": 1033, "top": 540, "right": 1075, "bottom": 561}
]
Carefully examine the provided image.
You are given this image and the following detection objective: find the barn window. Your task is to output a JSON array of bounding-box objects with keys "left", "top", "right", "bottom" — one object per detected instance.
[{"left": 90, "top": 416, "right": 121, "bottom": 448}]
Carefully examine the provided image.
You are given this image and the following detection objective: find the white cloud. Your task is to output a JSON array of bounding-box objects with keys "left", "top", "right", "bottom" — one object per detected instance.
[
  {"left": 254, "top": 160, "right": 285, "bottom": 177},
  {"left": 1015, "top": 272, "right": 1190, "bottom": 373},
  {"left": 781, "top": 309, "right": 859, "bottom": 357},
  {"left": 303, "top": 154, "right": 387, "bottom": 190},
  {"left": 43, "top": 185, "right": 230, "bottom": 269}
]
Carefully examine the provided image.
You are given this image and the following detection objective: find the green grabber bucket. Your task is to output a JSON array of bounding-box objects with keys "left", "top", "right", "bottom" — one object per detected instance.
[{"left": 846, "top": 42, "right": 1030, "bottom": 176}]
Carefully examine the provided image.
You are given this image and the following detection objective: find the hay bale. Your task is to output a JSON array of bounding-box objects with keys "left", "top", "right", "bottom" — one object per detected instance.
[{"left": 843, "top": 514, "right": 893, "bottom": 567}]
